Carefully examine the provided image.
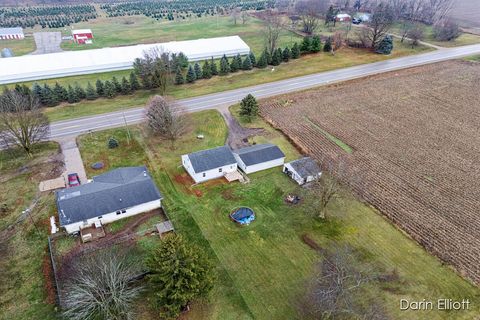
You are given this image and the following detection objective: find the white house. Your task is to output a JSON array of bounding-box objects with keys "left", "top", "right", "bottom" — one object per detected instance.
[
  {"left": 182, "top": 146, "right": 238, "bottom": 183},
  {"left": 335, "top": 13, "right": 352, "bottom": 22},
  {"left": 56, "top": 166, "right": 163, "bottom": 234},
  {"left": 283, "top": 157, "right": 322, "bottom": 185},
  {"left": 0, "top": 27, "right": 24, "bottom": 40},
  {"left": 233, "top": 143, "right": 285, "bottom": 174}
]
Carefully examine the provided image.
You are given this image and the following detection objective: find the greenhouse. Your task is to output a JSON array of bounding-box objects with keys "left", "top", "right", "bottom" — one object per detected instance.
[{"left": 0, "top": 35, "right": 250, "bottom": 84}]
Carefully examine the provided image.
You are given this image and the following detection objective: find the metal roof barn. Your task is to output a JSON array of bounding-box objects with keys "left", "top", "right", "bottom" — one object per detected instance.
[{"left": 0, "top": 35, "right": 251, "bottom": 84}]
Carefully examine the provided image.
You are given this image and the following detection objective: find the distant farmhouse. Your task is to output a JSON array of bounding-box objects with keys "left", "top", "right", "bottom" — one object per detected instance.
[
  {"left": 233, "top": 144, "right": 285, "bottom": 174},
  {"left": 335, "top": 13, "right": 352, "bottom": 22},
  {"left": 56, "top": 166, "right": 162, "bottom": 234},
  {"left": 0, "top": 27, "right": 24, "bottom": 40},
  {"left": 72, "top": 29, "right": 93, "bottom": 44},
  {"left": 283, "top": 157, "right": 322, "bottom": 185},
  {"left": 182, "top": 146, "right": 238, "bottom": 183}
]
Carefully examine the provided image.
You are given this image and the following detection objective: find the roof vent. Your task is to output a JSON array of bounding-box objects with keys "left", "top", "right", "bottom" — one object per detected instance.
[
  {"left": 143, "top": 171, "right": 147, "bottom": 177},
  {"left": 119, "top": 198, "right": 123, "bottom": 202}
]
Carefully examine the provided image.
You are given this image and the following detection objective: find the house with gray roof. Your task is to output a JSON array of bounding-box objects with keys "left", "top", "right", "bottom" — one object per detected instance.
[
  {"left": 181, "top": 146, "right": 238, "bottom": 183},
  {"left": 233, "top": 143, "right": 285, "bottom": 174},
  {"left": 283, "top": 157, "right": 322, "bottom": 185},
  {"left": 56, "top": 166, "right": 162, "bottom": 234}
]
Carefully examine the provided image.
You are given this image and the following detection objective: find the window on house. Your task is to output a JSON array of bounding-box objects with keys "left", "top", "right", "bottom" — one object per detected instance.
[
  {"left": 219, "top": 168, "right": 223, "bottom": 173},
  {"left": 203, "top": 172, "right": 206, "bottom": 177}
]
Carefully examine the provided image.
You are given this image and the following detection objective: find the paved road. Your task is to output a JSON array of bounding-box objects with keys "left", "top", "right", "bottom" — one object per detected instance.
[{"left": 46, "top": 43, "right": 480, "bottom": 140}]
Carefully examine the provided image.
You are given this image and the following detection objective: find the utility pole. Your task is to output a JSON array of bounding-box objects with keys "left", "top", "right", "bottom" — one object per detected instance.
[{"left": 122, "top": 111, "right": 131, "bottom": 145}]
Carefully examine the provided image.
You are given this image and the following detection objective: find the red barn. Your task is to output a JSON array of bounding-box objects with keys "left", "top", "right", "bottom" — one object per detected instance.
[{"left": 72, "top": 29, "right": 93, "bottom": 44}]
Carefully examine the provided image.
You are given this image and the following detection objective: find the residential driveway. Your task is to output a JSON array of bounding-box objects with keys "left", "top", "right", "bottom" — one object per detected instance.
[
  {"left": 220, "top": 107, "right": 264, "bottom": 149},
  {"left": 58, "top": 137, "right": 88, "bottom": 184},
  {"left": 32, "top": 32, "right": 62, "bottom": 55}
]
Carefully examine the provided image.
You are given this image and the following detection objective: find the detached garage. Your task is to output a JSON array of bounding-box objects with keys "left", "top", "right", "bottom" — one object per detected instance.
[
  {"left": 283, "top": 157, "right": 322, "bottom": 185},
  {"left": 233, "top": 144, "right": 285, "bottom": 174}
]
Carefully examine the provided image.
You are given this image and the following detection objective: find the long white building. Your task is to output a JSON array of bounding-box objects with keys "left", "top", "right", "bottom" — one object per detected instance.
[{"left": 0, "top": 35, "right": 250, "bottom": 84}]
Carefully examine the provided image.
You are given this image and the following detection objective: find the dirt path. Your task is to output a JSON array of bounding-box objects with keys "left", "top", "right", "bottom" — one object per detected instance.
[{"left": 220, "top": 108, "right": 264, "bottom": 149}]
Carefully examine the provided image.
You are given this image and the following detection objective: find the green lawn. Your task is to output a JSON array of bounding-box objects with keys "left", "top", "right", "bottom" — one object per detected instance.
[
  {"left": 0, "top": 35, "right": 36, "bottom": 56},
  {"left": 77, "top": 110, "right": 480, "bottom": 320}
]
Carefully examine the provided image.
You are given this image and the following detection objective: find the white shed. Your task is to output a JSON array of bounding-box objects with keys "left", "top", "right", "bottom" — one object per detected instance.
[
  {"left": 233, "top": 143, "right": 285, "bottom": 174},
  {"left": 283, "top": 157, "right": 322, "bottom": 185},
  {"left": 182, "top": 146, "right": 238, "bottom": 183}
]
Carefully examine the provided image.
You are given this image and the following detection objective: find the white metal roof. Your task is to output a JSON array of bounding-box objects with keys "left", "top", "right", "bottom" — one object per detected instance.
[
  {"left": 72, "top": 29, "right": 93, "bottom": 35},
  {"left": 0, "top": 35, "right": 250, "bottom": 84},
  {"left": 0, "top": 27, "right": 24, "bottom": 36}
]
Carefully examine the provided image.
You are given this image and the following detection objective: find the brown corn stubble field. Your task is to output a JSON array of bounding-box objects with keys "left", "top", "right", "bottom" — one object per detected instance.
[{"left": 261, "top": 60, "right": 480, "bottom": 285}]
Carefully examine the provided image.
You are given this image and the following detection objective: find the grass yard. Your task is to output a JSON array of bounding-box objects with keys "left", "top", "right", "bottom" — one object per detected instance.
[
  {"left": 77, "top": 109, "right": 480, "bottom": 320},
  {"left": 0, "top": 35, "right": 36, "bottom": 56},
  {"left": 0, "top": 143, "right": 62, "bottom": 320}
]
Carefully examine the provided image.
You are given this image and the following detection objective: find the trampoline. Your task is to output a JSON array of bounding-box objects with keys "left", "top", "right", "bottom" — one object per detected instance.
[{"left": 230, "top": 207, "right": 255, "bottom": 225}]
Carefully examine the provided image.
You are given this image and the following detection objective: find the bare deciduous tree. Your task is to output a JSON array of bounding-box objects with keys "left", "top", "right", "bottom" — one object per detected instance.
[
  {"left": 62, "top": 249, "right": 143, "bottom": 320},
  {"left": 359, "top": 2, "right": 394, "bottom": 49},
  {"left": 422, "top": 0, "right": 454, "bottom": 25},
  {"left": 133, "top": 46, "right": 173, "bottom": 94},
  {"left": 263, "top": 10, "right": 285, "bottom": 55},
  {"left": 146, "top": 95, "right": 187, "bottom": 147},
  {"left": 433, "top": 18, "right": 460, "bottom": 41},
  {"left": 230, "top": 7, "right": 241, "bottom": 25},
  {"left": 294, "top": 0, "right": 328, "bottom": 34},
  {"left": 0, "top": 90, "right": 49, "bottom": 157},
  {"left": 241, "top": 11, "right": 249, "bottom": 24},
  {"left": 407, "top": 23, "right": 424, "bottom": 47}
]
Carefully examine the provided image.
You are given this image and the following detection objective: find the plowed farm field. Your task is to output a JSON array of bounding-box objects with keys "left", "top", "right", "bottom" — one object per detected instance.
[{"left": 261, "top": 61, "right": 480, "bottom": 285}]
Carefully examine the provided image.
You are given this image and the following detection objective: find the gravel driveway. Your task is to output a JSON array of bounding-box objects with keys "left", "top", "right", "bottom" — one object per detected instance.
[{"left": 32, "top": 32, "right": 62, "bottom": 55}]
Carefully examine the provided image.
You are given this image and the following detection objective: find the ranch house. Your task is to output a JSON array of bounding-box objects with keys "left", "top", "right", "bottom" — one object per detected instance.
[
  {"left": 56, "top": 166, "right": 163, "bottom": 234},
  {"left": 182, "top": 146, "right": 238, "bottom": 183},
  {"left": 233, "top": 143, "right": 285, "bottom": 174},
  {"left": 283, "top": 157, "right": 322, "bottom": 185}
]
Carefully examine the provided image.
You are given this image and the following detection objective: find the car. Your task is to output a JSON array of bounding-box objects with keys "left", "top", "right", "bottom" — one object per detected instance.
[
  {"left": 67, "top": 173, "right": 80, "bottom": 187},
  {"left": 352, "top": 18, "right": 362, "bottom": 25}
]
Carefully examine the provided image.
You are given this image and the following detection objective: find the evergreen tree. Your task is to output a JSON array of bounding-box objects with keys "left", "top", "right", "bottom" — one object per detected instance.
[
  {"left": 300, "top": 37, "right": 312, "bottom": 52},
  {"left": 282, "top": 47, "right": 292, "bottom": 62},
  {"left": 111, "top": 76, "right": 122, "bottom": 93},
  {"left": 239, "top": 94, "right": 259, "bottom": 122},
  {"left": 375, "top": 35, "right": 394, "bottom": 54},
  {"left": 53, "top": 82, "right": 68, "bottom": 101},
  {"left": 146, "top": 234, "right": 214, "bottom": 320},
  {"left": 271, "top": 48, "right": 282, "bottom": 66},
  {"left": 311, "top": 35, "right": 322, "bottom": 53},
  {"left": 202, "top": 60, "right": 212, "bottom": 79},
  {"left": 242, "top": 55, "right": 253, "bottom": 70},
  {"left": 265, "top": 49, "right": 272, "bottom": 65},
  {"left": 248, "top": 51, "right": 256, "bottom": 67},
  {"left": 291, "top": 42, "right": 301, "bottom": 59},
  {"left": 174, "top": 67, "right": 184, "bottom": 85},
  {"left": 210, "top": 57, "right": 218, "bottom": 76},
  {"left": 74, "top": 83, "right": 86, "bottom": 100},
  {"left": 235, "top": 54, "right": 242, "bottom": 69},
  {"left": 103, "top": 80, "right": 116, "bottom": 98},
  {"left": 41, "top": 83, "right": 59, "bottom": 107},
  {"left": 95, "top": 79, "right": 105, "bottom": 96},
  {"left": 129, "top": 72, "right": 140, "bottom": 91},
  {"left": 108, "top": 137, "right": 119, "bottom": 149},
  {"left": 257, "top": 51, "right": 268, "bottom": 68},
  {"left": 67, "top": 85, "right": 79, "bottom": 103},
  {"left": 323, "top": 37, "right": 333, "bottom": 52},
  {"left": 219, "top": 55, "right": 230, "bottom": 75},
  {"left": 85, "top": 82, "right": 98, "bottom": 100},
  {"left": 120, "top": 77, "right": 131, "bottom": 95},
  {"left": 186, "top": 65, "right": 196, "bottom": 83},
  {"left": 14, "top": 84, "right": 31, "bottom": 96},
  {"left": 229, "top": 55, "right": 239, "bottom": 72},
  {"left": 194, "top": 62, "right": 202, "bottom": 79},
  {"left": 32, "top": 83, "right": 43, "bottom": 101}
]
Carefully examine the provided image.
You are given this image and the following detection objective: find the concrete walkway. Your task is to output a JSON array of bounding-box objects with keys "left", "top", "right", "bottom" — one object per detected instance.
[{"left": 57, "top": 137, "right": 88, "bottom": 184}]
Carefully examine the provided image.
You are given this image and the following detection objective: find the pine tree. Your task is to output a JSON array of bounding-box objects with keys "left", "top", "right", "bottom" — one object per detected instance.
[
  {"left": 291, "top": 42, "right": 301, "bottom": 59},
  {"left": 249, "top": 51, "right": 256, "bottom": 67},
  {"left": 265, "top": 49, "right": 272, "bottom": 65},
  {"left": 174, "top": 67, "right": 184, "bottom": 85},
  {"left": 300, "top": 37, "right": 312, "bottom": 52},
  {"left": 32, "top": 83, "right": 43, "bottom": 101},
  {"left": 282, "top": 47, "right": 291, "bottom": 62},
  {"left": 103, "top": 80, "right": 116, "bottom": 98},
  {"left": 311, "top": 35, "right": 322, "bottom": 53},
  {"left": 74, "top": 83, "right": 86, "bottom": 100},
  {"left": 121, "top": 77, "right": 131, "bottom": 95},
  {"left": 111, "top": 76, "right": 122, "bottom": 93},
  {"left": 186, "top": 65, "right": 196, "bottom": 83},
  {"left": 219, "top": 55, "right": 230, "bottom": 75},
  {"left": 229, "top": 55, "right": 239, "bottom": 72},
  {"left": 194, "top": 62, "right": 202, "bottom": 79},
  {"left": 210, "top": 57, "right": 218, "bottom": 76},
  {"left": 53, "top": 82, "right": 68, "bottom": 101},
  {"left": 242, "top": 55, "right": 253, "bottom": 70},
  {"left": 235, "top": 54, "right": 242, "bottom": 69},
  {"left": 129, "top": 72, "right": 140, "bottom": 91},
  {"left": 375, "top": 35, "right": 394, "bottom": 54},
  {"left": 67, "top": 85, "right": 79, "bottom": 103},
  {"left": 108, "top": 136, "right": 119, "bottom": 149},
  {"left": 85, "top": 82, "right": 98, "bottom": 100},
  {"left": 271, "top": 48, "right": 282, "bottom": 66},
  {"left": 202, "top": 60, "right": 212, "bottom": 79},
  {"left": 257, "top": 51, "right": 268, "bottom": 68},
  {"left": 41, "top": 84, "right": 59, "bottom": 107},
  {"left": 323, "top": 37, "right": 333, "bottom": 52},
  {"left": 239, "top": 94, "right": 259, "bottom": 122},
  {"left": 95, "top": 79, "right": 105, "bottom": 96}
]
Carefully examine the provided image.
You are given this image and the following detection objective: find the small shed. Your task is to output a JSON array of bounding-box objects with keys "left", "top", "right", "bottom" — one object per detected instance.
[
  {"left": 233, "top": 143, "right": 285, "bottom": 174},
  {"left": 335, "top": 13, "right": 352, "bottom": 22},
  {"left": 283, "top": 157, "right": 322, "bottom": 185},
  {"left": 156, "top": 221, "right": 174, "bottom": 237}
]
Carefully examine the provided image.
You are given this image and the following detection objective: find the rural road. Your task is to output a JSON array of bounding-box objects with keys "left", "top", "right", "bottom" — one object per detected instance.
[{"left": 46, "top": 43, "right": 480, "bottom": 140}]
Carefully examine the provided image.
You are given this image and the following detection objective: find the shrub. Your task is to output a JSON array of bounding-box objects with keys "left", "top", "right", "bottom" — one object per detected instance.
[{"left": 108, "top": 137, "right": 119, "bottom": 149}]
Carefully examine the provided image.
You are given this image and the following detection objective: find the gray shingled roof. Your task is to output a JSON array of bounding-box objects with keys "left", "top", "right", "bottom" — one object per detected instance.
[
  {"left": 187, "top": 146, "right": 237, "bottom": 173},
  {"left": 0, "top": 27, "right": 23, "bottom": 36},
  {"left": 234, "top": 143, "right": 285, "bottom": 166},
  {"left": 56, "top": 166, "right": 162, "bottom": 226},
  {"left": 288, "top": 157, "right": 321, "bottom": 178}
]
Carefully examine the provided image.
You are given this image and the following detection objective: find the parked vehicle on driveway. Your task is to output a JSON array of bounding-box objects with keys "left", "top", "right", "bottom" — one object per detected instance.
[{"left": 67, "top": 173, "right": 80, "bottom": 187}]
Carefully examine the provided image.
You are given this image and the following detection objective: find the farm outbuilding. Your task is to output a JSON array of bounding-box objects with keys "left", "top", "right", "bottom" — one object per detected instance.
[
  {"left": 182, "top": 146, "right": 238, "bottom": 183},
  {"left": 72, "top": 29, "right": 93, "bottom": 44},
  {"left": 56, "top": 166, "right": 163, "bottom": 234},
  {"left": 0, "top": 35, "right": 251, "bottom": 84},
  {"left": 0, "top": 27, "right": 24, "bottom": 40},
  {"left": 283, "top": 157, "right": 322, "bottom": 185},
  {"left": 335, "top": 13, "right": 352, "bottom": 22},
  {"left": 233, "top": 143, "right": 285, "bottom": 174}
]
